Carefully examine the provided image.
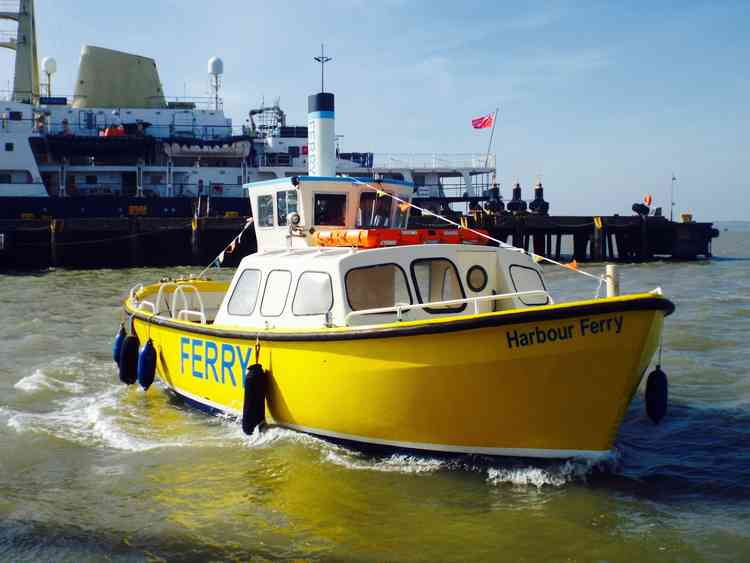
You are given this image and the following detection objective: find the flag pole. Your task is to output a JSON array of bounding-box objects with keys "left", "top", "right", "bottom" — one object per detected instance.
[
  {"left": 484, "top": 107, "right": 499, "bottom": 168},
  {"left": 670, "top": 173, "right": 676, "bottom": 222}
]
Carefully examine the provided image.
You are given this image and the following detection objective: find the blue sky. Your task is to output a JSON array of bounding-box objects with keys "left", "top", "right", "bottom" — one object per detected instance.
[{"left": 1, "top": 0, "right": 748, "bottom": 219}]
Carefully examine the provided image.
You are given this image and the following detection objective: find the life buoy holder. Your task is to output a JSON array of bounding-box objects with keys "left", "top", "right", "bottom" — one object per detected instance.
[{"left": 311, "top": 228, "right": 488, "bottom": 248}]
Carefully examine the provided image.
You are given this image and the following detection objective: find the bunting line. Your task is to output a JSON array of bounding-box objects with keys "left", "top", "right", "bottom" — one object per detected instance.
[{"left": 348, "top": 177, "right": 604, "bottom": 285}]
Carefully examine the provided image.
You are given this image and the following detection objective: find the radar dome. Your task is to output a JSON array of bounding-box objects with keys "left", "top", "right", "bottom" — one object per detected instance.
[
  {"left": 42, "top": 57, "right": 57, "bottom": 75},
  {"left": 208, "top": 57, "right": 224, "bottom": 76}
]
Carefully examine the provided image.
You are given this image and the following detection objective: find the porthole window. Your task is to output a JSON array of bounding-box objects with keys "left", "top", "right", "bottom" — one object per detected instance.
[{"left": 466, "top": 265, "right": 488, "bottom": 293}]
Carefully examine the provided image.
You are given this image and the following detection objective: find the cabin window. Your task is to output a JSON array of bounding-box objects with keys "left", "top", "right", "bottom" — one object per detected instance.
[
  {"left": 346, "top": 264, "right": 412, "bottom": 311},
  {"left": 357, "top": 192, "right": 392, "bottom": 228},
  {"left": 411, "top": 258, "right": 466, "bottom": 313},
  {"left": 394, "top": 198, "right": 410, "bottom": 228},
  {"left": 314, "top": 193, "right": 346, "bottom": 226},
  {"left": 257, "top": 195, "right": 274, "bottom": 227},
  {"left": 0, "top": 170, "right": 32, "bottom": 184},
  {"left": 276, "top": 190, "right": 298, "bottom": 226},
  {"left": 292, "top": 271, "right": 333, "bottom": 316},
  {"left": 4, "top": 143, "right": 13, "bottom": 152},
  {"left": 227, "top": 269, "right": 262, "bottom": 315},
  {"left": 85, "top": 175, "right": 97, "bottom": 185},
  {"left": 260, "top": 270, "right": 292, "bottom": 317},
  {"left": 509, "top": 265, "right": 549, "bottom": 306}
]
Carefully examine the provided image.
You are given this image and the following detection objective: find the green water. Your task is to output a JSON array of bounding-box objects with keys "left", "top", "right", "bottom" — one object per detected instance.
[{"left": 1, "top": 226, "right": 748, "bottom": 561}]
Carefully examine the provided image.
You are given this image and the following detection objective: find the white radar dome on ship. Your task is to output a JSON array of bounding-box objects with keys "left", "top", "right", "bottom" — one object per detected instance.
[
  {"left": 42, "top": 57, "right": 57, "bottom": 75},
  {"left": 208, "top": 56, "right": 224, "bottom": 76}
]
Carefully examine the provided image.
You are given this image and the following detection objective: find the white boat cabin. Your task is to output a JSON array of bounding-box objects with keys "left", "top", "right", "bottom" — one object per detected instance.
[
  {"left": 139, "top": 175, "right": 552, "bottom": 329},
  {"left": 246, "top": 175, "right": 414, "bottom": 251},
  {"left": 212, "top": 244, "right": 551, "bottom": 329}
]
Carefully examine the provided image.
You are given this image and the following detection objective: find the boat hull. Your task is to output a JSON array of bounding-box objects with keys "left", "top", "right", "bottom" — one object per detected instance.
[{"left": 128, "top": 294, "right": 671, "bottom": 459}]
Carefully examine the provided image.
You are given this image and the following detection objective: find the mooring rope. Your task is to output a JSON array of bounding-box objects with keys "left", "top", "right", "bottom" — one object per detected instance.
[{"left": 348, "top": 177, "right": 605, "bottom": 285}]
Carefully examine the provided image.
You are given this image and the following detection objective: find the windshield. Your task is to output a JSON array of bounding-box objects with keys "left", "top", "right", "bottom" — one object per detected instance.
[{"left": 357, "top": 192, "right": 393, "bottom": 228}]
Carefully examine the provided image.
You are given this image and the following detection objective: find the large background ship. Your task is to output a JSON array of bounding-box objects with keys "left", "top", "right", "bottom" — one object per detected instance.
[
  {"left": 0, "top": 0, "right": 717, "bottom": 269},
  {"left": 0, "top": 0, "right": 495, "bottom": 219}
]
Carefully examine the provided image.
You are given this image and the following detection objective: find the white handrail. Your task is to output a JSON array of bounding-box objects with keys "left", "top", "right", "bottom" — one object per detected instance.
[
  {"left": 345, "top": 290, "right": 552, "bottom": 325},
  {"left": 129, "top": 284, "right": 144, "bottom": 301},
  {"left": 171, "top": 284, "right": 206, "bottom": 324},
  {"left": 177, "top": 309, "right": 207, "bottom": 323},
  {"left": 138, "top": 301, "right": 156, "bottom": 313},
  {"left": 154, "top": 282, "right": 179, "bottom": 315}
]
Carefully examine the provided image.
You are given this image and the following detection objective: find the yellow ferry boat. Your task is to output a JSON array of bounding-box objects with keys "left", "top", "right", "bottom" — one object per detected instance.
[{"left": 117, "top": 91, "right": 674, "bottom": 459}]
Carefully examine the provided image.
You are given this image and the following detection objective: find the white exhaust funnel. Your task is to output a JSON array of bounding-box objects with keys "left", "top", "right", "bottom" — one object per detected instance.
[{"left": 307, "top": 92, "right": 335, "bottom": 177}]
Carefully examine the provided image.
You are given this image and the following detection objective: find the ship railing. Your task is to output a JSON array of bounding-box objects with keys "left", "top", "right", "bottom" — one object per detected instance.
[
  {"left": 149, "top": 95, "right": 223, "bottom": 111},
  {"left": 44, "top": 181, "right": 247, "bottom": 199},
  {"left": 372, "top": 153, "right": 496, "bottom": 170},
  {"left": 414, "top": 183, "right": 498, "bottom": 199},
  {"left": 344, "top": 290, "right": 552, "bottom": 325},
  {"left": 39, "top": 122, "right": 246, "bottom": 140},
  {"left": 0, "top": 112, "right": 247, "bottom": 140},
  {"left": 0, "top": 31, "right": 17, "bottom": 46}
]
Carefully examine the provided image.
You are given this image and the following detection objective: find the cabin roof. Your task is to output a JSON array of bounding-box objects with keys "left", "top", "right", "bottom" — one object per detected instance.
[
  {"left": 243, "top": 175, "right": 415, "bottom": 190},
  {"left": 239, "top": 243, "right": 507, "bottom": 272}
]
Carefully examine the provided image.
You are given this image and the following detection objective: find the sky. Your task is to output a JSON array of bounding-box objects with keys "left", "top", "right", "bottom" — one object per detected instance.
[{"left": 0, "top": 0, "right": 748, "bottom": 219}]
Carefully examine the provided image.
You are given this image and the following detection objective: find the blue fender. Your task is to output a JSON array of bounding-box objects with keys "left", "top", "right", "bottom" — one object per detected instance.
[
  {"left": 112, "top": 324, "right": 126, "bottom": 366},
  {"left": 137, "top": 339, "right": 157, "bottom": 391},
  {"left": 645, "top": 366, "right": 668, "bottom": 424},
  {"left": 118, "top": 335, "right": 139, "bottom": 385},
  {"left": 242, "top": 364, "right": 267, "bottom": 435}
]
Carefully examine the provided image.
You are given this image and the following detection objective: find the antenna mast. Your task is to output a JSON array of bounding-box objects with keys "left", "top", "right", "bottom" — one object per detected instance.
[{"left": 314, "top": 43, "right": 332, "bottom": 93}]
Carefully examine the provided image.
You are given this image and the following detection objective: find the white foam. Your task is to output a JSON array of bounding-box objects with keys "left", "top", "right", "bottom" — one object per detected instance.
[
  {"left": 486, "top": 458, "right": 605, "bottom": 488},
  {"left": 14, "top": 369, "right": 86, "bottom": 394},
  {"left": 233, "top": 422, "right": 327, "bottom": 450},
  {"left": 6, "top": 387, "right": 187, "bottom": 452},
  {"left": 324, "top": 450, "right": 446, "bottom": 473}
]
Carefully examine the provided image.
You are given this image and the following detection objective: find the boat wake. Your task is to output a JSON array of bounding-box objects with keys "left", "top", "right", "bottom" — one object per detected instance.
[
  {"left": 5, "top": 386, "right": 186, "bottom": 452},
  {"left": 14, "top": 368, "right": 86, "bottom": 394},
  {"left": 5, "top": 356, "right": 192, "bottom": 452},
  {"left": 230, "top": 420, "right": 617, "bottom": 486},
  {"left": 485, "top": 459, "right": 601, "bottom": 488}
]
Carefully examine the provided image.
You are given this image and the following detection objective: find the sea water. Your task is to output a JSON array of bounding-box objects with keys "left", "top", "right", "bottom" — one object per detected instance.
[{"left": 0, "top": 224, "right": 748, "bottom": 561}]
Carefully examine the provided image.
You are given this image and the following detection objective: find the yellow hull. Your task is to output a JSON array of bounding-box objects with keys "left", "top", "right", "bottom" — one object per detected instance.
[{"left": 125, "top": 284, "right": 672, "bottom": 458}]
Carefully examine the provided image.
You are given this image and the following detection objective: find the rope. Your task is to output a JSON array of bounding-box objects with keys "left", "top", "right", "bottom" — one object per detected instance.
[
  {"left": 197, "top": 218, "right": 254, "bottom": 278},
  {"left": 12, "top": 225, "right": 190, "bottom": 248},
  {"left": 349, "top": 177, "right": 605, "bottom": 285}
]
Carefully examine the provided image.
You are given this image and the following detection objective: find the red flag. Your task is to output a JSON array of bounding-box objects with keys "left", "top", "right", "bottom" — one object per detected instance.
[{"left": 471, "top": 112, "right": 494, "bottom": 129}]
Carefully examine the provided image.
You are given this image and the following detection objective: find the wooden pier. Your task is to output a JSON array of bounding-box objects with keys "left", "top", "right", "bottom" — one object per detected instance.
[
  {"left": 469, "top": 213, "right": 718, "bottom": 262},
  {"left": 0, "top": 216, "right": 255, "bottom": 270},
  {"left": 0, "top": 212, "right": 718, "bottom": 270}
]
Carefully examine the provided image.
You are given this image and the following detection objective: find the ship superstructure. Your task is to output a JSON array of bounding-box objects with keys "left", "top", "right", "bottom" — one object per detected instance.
[{"left": 0, "top": 1, "right": 495, "bottom": 209}]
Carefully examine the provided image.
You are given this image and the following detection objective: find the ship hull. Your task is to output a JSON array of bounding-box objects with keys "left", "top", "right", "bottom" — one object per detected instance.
[{"left": 128, "top": 294, "right": 672, "bottom": 459}]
